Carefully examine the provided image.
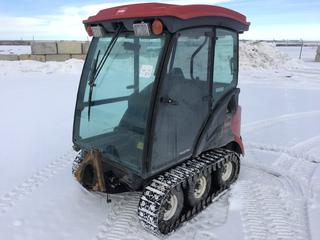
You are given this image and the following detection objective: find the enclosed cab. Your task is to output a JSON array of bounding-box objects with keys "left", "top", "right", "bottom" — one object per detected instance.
[{"left": 72, "top": 3, "right": 249, "bottom": 234}]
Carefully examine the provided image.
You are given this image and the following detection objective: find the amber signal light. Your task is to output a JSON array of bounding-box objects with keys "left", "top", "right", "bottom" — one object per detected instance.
[{"left": 152, "top": 19, "right": 163, "bottom": 35}]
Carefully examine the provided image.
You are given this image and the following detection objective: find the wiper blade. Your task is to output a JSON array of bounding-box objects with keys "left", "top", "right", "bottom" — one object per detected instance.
[
  {"left": 87, "top": 25, "right": 124, "bottom": 121},
  {"left": 87, "top": 49, "right": 100, "bottom": 121},
  {"left": 93, "top": 25, "right": 124, "bottom": 81}
]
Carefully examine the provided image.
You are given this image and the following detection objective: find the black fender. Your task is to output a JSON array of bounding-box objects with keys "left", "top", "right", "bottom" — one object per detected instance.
[{"left": 194, "top": 88, "right": 241, "bottom": 156}]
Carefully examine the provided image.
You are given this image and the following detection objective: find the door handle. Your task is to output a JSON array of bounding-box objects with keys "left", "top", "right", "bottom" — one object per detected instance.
[{"left": 160, "top": 97, "right": 178, "bottom": 105}]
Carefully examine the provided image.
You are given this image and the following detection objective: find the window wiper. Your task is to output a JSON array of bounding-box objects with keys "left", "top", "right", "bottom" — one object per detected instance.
[
  {"left": 87, "top": 25, "right": 124, "bottom": 121},
  {"left": 87, "top": 49, "right": 100, "bottom": 121}
]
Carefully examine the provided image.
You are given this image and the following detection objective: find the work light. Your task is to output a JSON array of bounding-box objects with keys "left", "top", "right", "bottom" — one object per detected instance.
[{"left": 133, "top": 22, "right": 151, "bottom": 37}]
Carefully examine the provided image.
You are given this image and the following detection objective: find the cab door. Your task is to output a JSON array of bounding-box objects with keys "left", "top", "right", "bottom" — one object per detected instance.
[
  {"left": 150, "top": 28, "right": 213, "bottom": 173},
  {"left": 195, "top": 28, "right": 240, "bottom": 155}
]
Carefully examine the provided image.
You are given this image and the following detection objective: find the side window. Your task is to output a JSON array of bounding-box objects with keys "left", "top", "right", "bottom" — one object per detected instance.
[
  {"left": 167, "top": 28, "right": 210, "bottom": 81},
  {"left": 213, "top": 29, "right": 238, "bottom": 100}
]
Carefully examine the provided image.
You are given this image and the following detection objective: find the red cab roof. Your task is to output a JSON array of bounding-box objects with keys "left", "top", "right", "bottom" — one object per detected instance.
[{"left": 83, "top": 3, "right": 249, "bottom": 26}]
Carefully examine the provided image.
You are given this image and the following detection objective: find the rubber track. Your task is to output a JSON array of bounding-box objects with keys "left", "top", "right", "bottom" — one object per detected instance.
[{"left": 137, "top": 148, "right": 239, "bottom": 235}]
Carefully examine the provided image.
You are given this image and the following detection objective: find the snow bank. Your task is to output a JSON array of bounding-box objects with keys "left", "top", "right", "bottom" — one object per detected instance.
[
  {"left": 239, "top": 41, "right": 303, "bottom": 70},
  {"left": 0, "top": 59, "right": 84, "bottom": 75},
  {"left": 0, "top": 42, "right": 306, "bottom": 75},
  {"left": 0, "top": 45, "right": 31, "bottom": 55}
]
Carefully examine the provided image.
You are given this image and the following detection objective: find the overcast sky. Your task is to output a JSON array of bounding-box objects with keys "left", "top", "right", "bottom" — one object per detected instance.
[{"left": 0, "top": 0, "right": 319, "bottom": 40}]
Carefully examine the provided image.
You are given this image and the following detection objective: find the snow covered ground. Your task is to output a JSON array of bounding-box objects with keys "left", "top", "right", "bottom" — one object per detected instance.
[{"left": 0, "top": 43, "right": 319, "bottom": 240}]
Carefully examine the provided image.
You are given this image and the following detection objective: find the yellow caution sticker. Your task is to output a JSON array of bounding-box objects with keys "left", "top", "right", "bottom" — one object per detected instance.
[{"left": 137, "top": 141, "right": 144, "bottom": 150}]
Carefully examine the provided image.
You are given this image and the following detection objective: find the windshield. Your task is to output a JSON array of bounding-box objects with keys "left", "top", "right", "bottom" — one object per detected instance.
[{"left": 73, "top": 32, "right": 166, "bottom": 172}]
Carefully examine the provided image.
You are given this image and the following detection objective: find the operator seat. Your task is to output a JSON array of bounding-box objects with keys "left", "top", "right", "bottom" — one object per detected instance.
[{"left": 119, "top": 83, "right": 154, "bottom": 134}]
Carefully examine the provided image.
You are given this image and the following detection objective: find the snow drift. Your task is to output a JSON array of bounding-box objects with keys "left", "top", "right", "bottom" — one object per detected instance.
[
  {"left": 0, "top": 59, "right": 84, "bottom": 75},
  {"left": 239, "top": 41, "right": 302, "bottom": 70}
]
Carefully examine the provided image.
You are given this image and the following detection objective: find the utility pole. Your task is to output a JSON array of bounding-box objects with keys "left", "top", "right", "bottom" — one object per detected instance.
[{"left": 299, "top": 39, "right": 303, "bottom": 59}]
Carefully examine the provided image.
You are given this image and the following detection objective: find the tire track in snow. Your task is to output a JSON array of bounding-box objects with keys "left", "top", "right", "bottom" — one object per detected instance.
[
  {"left": 239, "top": 135, "right": 320, "bottom": 240},
  {"left": 0, "top": 151, "right": 76, "bottom": 215},
  {"left": 94, "top": 192, "right": 231, "bottom": 240},
  {"left": 246, "top": 142, "right": 319, "bottom": 163},
  {"left": 242, "top": 110, "right": 320, "bottom": 134},
  {"left": 310, "top": 165, "right": 320, "bottom": 205},
  {"left": 239, "top": 165, "right": 311, "bottom": 240},
  {"left": 242, "top": 164, "right": 304, "bottom": 200},
  {"left": 94, "top": 192, "right": 161, "bottom": 240},
  {"left": 246, "top": 138, "right": 320, "bottom": 197},
  {"left": 237, "top": 180, "right": 310, "bottom": 240},
  {"left": 290, "top": 135, "right": 320, "bottom": 160}
]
